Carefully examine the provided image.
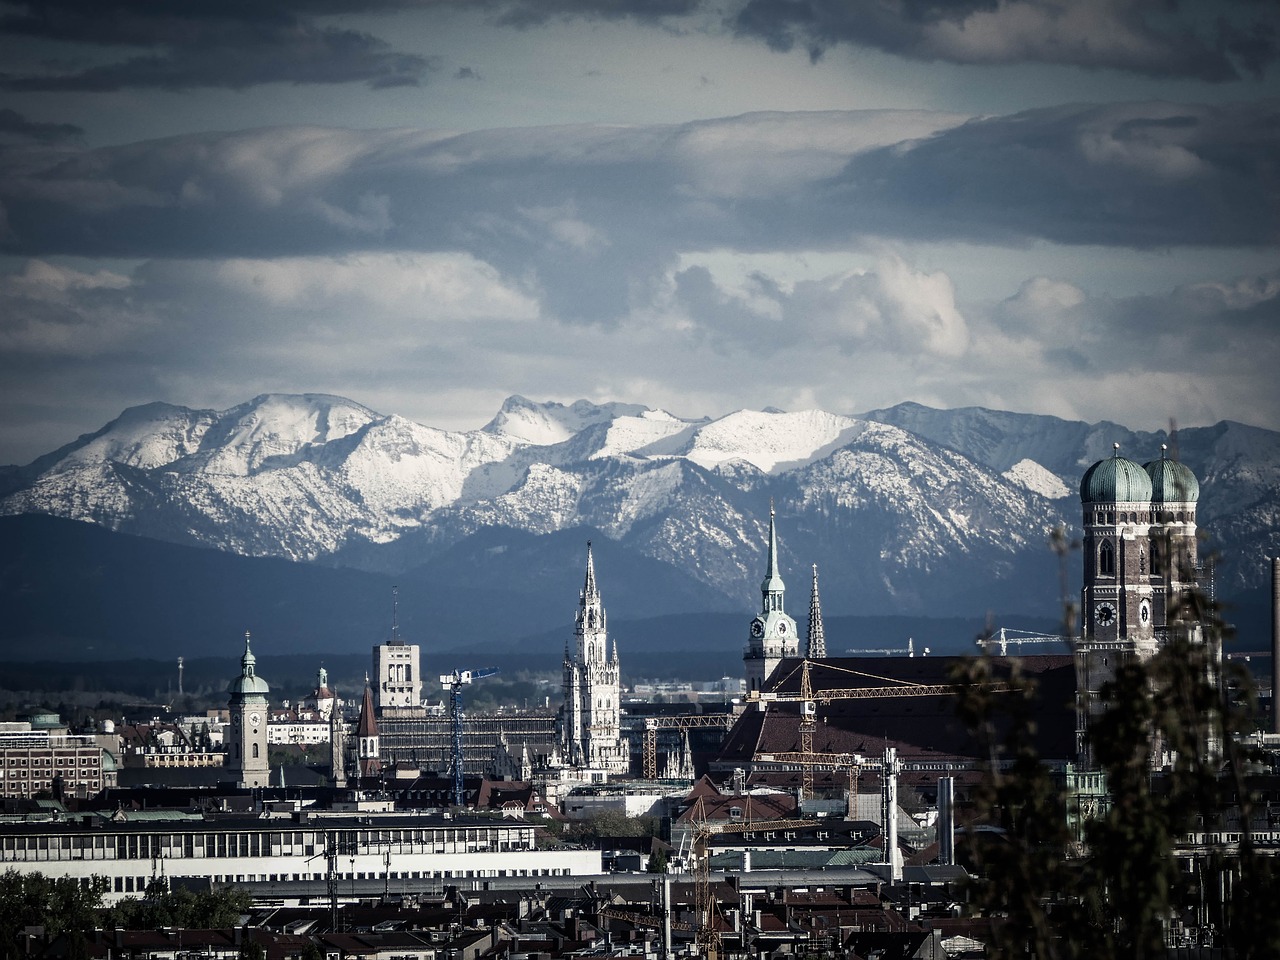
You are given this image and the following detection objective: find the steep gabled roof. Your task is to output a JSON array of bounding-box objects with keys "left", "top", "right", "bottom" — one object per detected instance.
[{"left": 356, "top": 684, "right": 378, "bottom": 738}]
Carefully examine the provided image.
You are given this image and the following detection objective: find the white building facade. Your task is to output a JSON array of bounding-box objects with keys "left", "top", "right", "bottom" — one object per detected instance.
[{"left": 0, "top": 812, "right": 601, "bottom": 903}]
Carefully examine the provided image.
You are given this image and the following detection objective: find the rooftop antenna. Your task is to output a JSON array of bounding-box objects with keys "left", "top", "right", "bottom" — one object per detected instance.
[
  {"left": 391, "top": 585, "right": 401, "bottom": 645},
  {"left": 177, "top": 657, "right": 184, "bottom": 696}
]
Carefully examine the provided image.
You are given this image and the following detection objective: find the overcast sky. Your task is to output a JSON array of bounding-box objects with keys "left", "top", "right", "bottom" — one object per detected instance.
[{"left": 1, "top": 0, "right": 1278, "bottom": 465}]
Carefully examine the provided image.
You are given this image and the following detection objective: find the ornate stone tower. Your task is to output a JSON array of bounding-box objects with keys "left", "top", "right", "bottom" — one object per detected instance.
[
  {"left": 227, "top": 631, "right": 270, "bottom": 789},
  {"left": 1081, "top": 444, "right": 1158, "bottom": 657},
  {"left": 1144, "top": 444, "right": 1201, "bottom": 629},
  {"left": 559, "top": 543, "right": 627, "bottom": 773},
  {"left": 1077, "top": 443, "right": 1207, "bottom": 765},
  {"left": 744, "top": 506, "right": 799, "bottom": 691}
]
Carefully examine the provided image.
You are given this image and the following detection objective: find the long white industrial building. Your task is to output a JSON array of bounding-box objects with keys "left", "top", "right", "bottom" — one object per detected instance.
[{"left": 0, "top": 810, "right": 600, "bottom": 903}]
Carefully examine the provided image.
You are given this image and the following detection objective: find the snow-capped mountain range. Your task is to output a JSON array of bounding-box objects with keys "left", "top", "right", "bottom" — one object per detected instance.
[{"left": 2, "top": 394, "right": 1276, "bottom": 644}]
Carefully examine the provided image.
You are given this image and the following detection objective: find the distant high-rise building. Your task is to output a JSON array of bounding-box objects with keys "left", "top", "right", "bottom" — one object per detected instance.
[
  {"left": 558, "top": 544, "right": 628, "bottom": 774},
  {"left": 372, "top": 595, "right": 421, "bottom": 709},
  {"left": 744, "top": 507, "right": 799, "bottom": 691}
]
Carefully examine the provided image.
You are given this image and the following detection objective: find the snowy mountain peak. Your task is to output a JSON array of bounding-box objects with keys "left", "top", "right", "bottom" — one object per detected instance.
[
  {"left": 186, "top": 393, "right": 382, "bottom": 476},
  {"left": 39, "top": 401, "right": 217, "bottom": 474},
  {"left": 679, "top": 409, "right": 868, "bottom": 473},
  {"left": 3, "top": 393, "right": 1275, "bottom": 616},
  {"left": 1002, "top": 459, "right": 1072, "bottom": 500},
  {"left": 482, "top": 395, "right": 652, "bottom": 446}
]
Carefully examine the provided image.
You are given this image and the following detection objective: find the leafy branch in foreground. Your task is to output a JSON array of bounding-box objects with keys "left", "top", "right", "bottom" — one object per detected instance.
[{"left": 952, "top": 578, "right": 1280, "bottom": 959}]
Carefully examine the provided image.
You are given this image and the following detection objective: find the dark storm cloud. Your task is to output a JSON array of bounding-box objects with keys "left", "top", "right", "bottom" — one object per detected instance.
[
  {"left": 812, "top": 102, "right": 1280, "bottom": 249},
  {"left": 494, "top": 0, "right": 701, "bottom": 28},
  {"left": 0, "top": 103, "right": 1275, "bottom": 321},
  {"left": 729, "top": 0, "right": 1280, "bottom": 81},
  {"left": 0, "top": 0, "right": 428, "bottom": 91},
  {"left": 0, "top": 109, "right": 83, "bottom": 144}
]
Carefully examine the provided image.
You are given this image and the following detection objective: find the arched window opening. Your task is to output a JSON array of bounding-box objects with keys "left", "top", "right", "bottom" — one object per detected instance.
[
  {"left": 252, "top": 743, "right": 259, "bottom": 759},
  {"left": 1099, "top": 540, "right": 1115, "bottom": 576},
  {"left": 1151, "top": 540, "right": 1163, "bottom": 576}
]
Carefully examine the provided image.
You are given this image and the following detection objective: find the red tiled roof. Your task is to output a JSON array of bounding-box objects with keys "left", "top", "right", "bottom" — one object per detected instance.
[{"left": 719, "top": 655, "right": 1078, "bottom": 765}]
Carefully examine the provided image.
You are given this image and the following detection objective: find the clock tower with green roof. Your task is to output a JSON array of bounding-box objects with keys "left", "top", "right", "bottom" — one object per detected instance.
[
  {"left": 227, "top": 631, "right": 271, "bottom": 789},
  {"left": 744, "top": 506, "right": 799, "bottom": 692}
]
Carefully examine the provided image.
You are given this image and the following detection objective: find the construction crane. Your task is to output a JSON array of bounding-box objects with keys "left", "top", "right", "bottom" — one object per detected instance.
[
  {"left": 748, "top": 660, "right": 1006, "bottom": 799},
  {"left": 440, "top": 667, "right": 498, "bottom": 807},
  {"left": 686, "top": 799, "right": 817, "bottom": 960},
  {"left": 978, "top": 628, "right": 1075, "bottom": 656},
  {"left": 845, "top": 638, "right": 929, "bottom": 657},
  {"left": 642, "top": 714, "right": 737, "bottom": 780}
]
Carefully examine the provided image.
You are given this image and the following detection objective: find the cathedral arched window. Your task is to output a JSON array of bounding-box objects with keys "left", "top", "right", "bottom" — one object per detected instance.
[
  {"left": 1099, "top": 540, "right": 1115, "bottom": 576},
  {"left": 252, "top": 743, "right": 259, "bottom": 759},
  {"left": 1151, "top": 540, "right": 1163, "bottom": 576}
]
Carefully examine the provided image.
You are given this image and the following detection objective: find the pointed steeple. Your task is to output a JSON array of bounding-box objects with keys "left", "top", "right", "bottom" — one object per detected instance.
[
  {"left": 241, "top": 631, "right": 256, "bottom": 677},
  {"left": 807, "top": 563, "right": 827, "bottom": 659},
  {"left": 356, "top": 681, "right": 380, "bottom": 777},
  {"left": 761, "top": 503, "right": 786, "bottom": 614},
  {"left": 583, "top": 540, "right": 599, "bottom": 600},
  {"left": 577, "top": 541, "right": 606, "bottom": 634}
]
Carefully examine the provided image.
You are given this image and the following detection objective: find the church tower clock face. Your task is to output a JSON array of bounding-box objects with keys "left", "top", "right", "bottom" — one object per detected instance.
[{"left": 1095, "top": 602, "right": 1117, "bottom": 627}]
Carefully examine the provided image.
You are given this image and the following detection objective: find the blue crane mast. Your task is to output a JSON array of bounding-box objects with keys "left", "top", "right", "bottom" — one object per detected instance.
[{"left": 439, "top": 667, "right": 499, "bottom": 807}]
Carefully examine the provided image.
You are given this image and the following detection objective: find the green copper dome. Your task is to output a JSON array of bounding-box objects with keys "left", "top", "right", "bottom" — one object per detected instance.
[
  {"left": 1080, "top": 446, "right": 1153, "bottom": 503},
  {"left": 228, "top": 632, "right": 270, "bottom": 697},
  {"left": 1144, "top": 449, "right": 1199, "bottom": 503}
]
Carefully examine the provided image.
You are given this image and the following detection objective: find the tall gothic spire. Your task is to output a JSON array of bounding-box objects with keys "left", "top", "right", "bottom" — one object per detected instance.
[
  {"left": 582, "top": 540, "right": 599, "bottom": 603},
  {"left": 807, "top": 563, "right": 826, "bottom": 659},
  {"left": 578, "top": 541, "right": 605, "bottom": 633},
  {"left": 761, "top": 503, "right": 785, "bottom": 613}
]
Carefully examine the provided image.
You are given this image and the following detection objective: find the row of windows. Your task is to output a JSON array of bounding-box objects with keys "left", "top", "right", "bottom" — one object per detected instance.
[
  {"left": 105, "top": 864, "right": 569, "bottom": 893},
  {"left": 1096, "top": 539, "right": 1166, "bottom": 577},
  {"left": 1088, "top": 510, "right": 1194, "bottom": 525},
  {"left": 6, "top": 757, "right": 97, "bottom": 767},
  {"left": 1, "top": 826, "right": 537, "bottom": 861}
]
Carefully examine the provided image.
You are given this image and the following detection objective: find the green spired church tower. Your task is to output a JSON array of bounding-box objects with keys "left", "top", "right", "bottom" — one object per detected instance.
[
  {"left": 227, "top": 632, "right": 271, "bottom": 789},
  {"left": 744, "top": 506, "right": 799, "bottom": 692}
]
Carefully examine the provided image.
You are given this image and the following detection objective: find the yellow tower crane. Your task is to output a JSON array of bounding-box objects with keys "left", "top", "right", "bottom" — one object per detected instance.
[
  {"left": 686, "top": 796, "right": 816, "bottom": 960},
  {"left": 642, "top": 714, "right": 737, "bottom": 780}
]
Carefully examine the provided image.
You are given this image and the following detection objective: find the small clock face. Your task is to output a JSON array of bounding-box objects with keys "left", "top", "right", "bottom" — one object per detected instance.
[
  {"left": 249, "top": 712, "right": 262, "bottom": 728},
  {"left": 1140, "top": 602, "right": 1150, "bottom": 624},
  {"left": 1095, "top": 602, "right": 1117, "bottom": 627},
  {"left": 777, "top": 622, "right": 787, "bottom": 634},
  {"left": 750, "top": 620, "right": 764, "bottom": 638}
]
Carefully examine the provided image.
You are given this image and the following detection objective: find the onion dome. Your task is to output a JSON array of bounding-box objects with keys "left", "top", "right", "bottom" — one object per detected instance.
[
  {"left": 1080, "top": 443, "right": 1153, "bottom": 503},
  {"left": 1144, "top": 444, "right": 1199, "bottom": 503},
  {"left": 228, "top": 631, "right": 270, "bottom": 697}
]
